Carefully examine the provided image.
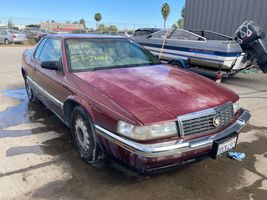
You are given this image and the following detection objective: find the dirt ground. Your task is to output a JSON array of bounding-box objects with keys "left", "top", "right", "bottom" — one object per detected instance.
[{"left": 0, "top": 47, "right": 266, "bottom": 200}]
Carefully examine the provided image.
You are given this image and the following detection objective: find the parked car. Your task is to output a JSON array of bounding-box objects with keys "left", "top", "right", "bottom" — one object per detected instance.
[
  {"left": 133, "top": 28, "right": 161, "bottom": 37},
  {"left": 22, "top": 28, "right": 49, "bottom": 42},
  {"left": 21, "top": 34, "right": 251, "bottom": 174},
  {"left": 0, "top": 29, "right": 27, "bottom": 44}
]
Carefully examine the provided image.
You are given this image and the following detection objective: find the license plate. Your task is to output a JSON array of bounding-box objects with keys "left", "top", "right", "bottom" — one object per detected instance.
[{"left": 210, "top": 136, "right": 238, "bottom": 159}]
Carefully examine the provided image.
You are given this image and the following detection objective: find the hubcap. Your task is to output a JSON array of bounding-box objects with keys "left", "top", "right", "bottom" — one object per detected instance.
[{"left": 74, "top": 117, "right": 90, "bottom": 152}]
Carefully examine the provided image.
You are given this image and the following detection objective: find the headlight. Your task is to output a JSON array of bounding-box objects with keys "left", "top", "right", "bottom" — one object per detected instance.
[
  {"left": 233, "top": 100, "right": 240, "bottom": 114},
  {"left": 117, "top": 120, "right": 178, "bottom": 140}
]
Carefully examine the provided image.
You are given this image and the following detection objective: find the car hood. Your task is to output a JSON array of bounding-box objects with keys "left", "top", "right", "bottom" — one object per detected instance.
[{"left": 74, "top": 65, "right": 238, "bottom": 124}]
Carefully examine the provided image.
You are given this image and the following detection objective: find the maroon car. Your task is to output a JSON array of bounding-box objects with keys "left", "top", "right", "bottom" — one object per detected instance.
[{"left": 21, "top": 34, "right": 251, "bottom": 174}]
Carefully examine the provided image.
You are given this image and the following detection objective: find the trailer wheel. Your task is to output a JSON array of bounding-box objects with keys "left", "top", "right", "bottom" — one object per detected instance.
[{"left": 168, "top": 60, "right": 187, "bottom": 69}]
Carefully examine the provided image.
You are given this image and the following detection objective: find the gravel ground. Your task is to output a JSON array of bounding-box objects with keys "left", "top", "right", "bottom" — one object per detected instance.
[{"left": 0, "top": 47, "right": 266, "bottom": 200}]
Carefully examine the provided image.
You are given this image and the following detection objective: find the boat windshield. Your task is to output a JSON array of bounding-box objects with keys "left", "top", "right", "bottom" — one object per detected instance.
[
  {"left": 149, "top": 29, "right": 205, "bottom": 41},
  {"left": 65, "top": 38, "right": 161, "bottom": 72},
  {"left": 170, "top": 29, "right": 205, "bottom": 41},
  {"left": 149, "top": 29, "right": 173, "bottom": 39}
]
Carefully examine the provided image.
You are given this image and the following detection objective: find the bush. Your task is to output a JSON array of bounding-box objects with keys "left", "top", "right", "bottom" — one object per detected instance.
[{"left": 28, "top": 38, "right": 37, "bottom": 45}]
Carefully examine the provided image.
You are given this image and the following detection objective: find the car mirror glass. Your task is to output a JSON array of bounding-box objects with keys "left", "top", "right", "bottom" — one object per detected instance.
[{"left": 41, "top": 61, "right": 62, "bottom": 71}]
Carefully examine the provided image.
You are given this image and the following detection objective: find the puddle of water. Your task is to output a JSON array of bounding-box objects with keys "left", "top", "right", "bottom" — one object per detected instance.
[
  {"left": 6, "top": 145, "right": 43, "bottom": 157},
  {"left": 0, "top": 88, "right": 71, "bottom": 158},
  {"left": 0, "top": 129, "right": 32, "bottom": 138},
  {"left": 5, "top": 136, "right": 74, "bottom": 157},
  {"left": 0, "top": 89, "right": 29, "bottom": 129},
  {"left": 0, "top": 89, "right": 69, "bottom": 136}
]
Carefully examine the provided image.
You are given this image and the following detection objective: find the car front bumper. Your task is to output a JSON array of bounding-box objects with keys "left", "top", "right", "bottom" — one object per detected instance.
[{"left": 94, "top": 108, "right": 251, "bottom": 172}]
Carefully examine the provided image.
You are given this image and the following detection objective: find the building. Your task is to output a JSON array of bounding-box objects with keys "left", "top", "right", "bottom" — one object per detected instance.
[
  {"left": 15, "top": 24, "right": 26, "bottom": 30},
  {"left": 40, "top": 22, "right": 84, "bottom": 32},
  {"left": 184, "top": 0, "right": 267, "bottom": 43}
]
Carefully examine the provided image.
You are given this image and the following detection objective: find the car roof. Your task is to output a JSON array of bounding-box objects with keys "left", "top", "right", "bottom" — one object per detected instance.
[{"left": 48, "top": 33, "right": 127, "bottom": 39}]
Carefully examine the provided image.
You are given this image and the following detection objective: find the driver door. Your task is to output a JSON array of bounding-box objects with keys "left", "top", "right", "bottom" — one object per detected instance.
[{"left": 33, "top": 38, "right": 67, "bottom": 119}]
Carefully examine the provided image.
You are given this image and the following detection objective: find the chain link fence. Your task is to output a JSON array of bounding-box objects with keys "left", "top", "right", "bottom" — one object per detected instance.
[{"left": 0, "top": 16, "right": 163, "bottom": 32}]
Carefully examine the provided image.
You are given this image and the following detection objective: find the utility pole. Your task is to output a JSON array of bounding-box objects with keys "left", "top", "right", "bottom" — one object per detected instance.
[{"left": 11, "top": 17, "right": 14, "bottom": 45}]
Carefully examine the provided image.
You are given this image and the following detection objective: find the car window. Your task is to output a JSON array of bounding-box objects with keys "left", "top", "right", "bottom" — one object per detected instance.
[
  {"left": 39, "top": 38, "right": 61, "bottom": 62},
  {"left": 34, "top": 38, "right": 47, "bottom": 59},
  {"left": 65, "top": 38, "right": 160, "bottom": 71}
]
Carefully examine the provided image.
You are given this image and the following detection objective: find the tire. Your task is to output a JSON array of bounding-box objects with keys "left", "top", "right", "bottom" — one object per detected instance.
[
  {"left": 4, "top": 39, "right": 10, "bottom": 45},
  {"left": 168, "top": 60, "right": 185, "bottom": 69},
  {"left": 24, "top": 77, "right": 38, "bottom": 103},
  {"left": 71, "top": 106, "right": 105, "bottom": 164}
]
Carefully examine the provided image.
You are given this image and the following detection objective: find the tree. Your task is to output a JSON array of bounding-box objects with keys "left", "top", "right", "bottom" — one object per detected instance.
[
  {"left": 94, "top": 13, "right": 102, "bottom": 30},
  {"left": 181, "top": 6, "right": 185, "bottom": 18},
  {"left": 172, "top": 6, "right": 185, "bottom": 29},
  {"left": 98, "top": 24, "right": 106, "bottom": 31},
  {"left": 161, "top": 3, "right": 171, "bottom": 29},
  {"left": 51, "top": 20, "right": 56, "bottom": 23},
  {"left": 107, "top": 25, "right": 118, "bottom": 32},
  {"left": 73, "top": 21, "right": 78, "bottom": 24},
  {"left": 79, "top": 18, "right": 86, "bottom": 28},
  {"left": 172, "top": 19, "right": 184, "bottom": 29},
  {"left": 97, "top": 24, "right": 118, "bottom": 32}
]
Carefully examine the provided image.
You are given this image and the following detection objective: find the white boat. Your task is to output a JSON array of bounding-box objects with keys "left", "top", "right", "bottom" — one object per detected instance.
[{"left": 132, "top": 21, "right": 267, "bottom": 78}]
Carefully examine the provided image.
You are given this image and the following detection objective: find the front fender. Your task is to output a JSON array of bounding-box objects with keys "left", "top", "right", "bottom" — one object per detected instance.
[{"left": 64, "top": 95, "right": 96, "bottom": 123}]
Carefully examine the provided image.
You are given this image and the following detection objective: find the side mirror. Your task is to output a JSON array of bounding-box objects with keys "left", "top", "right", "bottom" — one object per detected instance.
[{"left": 41, "top": 61, "right": 62, "bottom": 71}]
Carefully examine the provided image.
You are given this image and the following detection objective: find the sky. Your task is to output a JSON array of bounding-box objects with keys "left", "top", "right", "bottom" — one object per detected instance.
[{"left": 0, "top": 0, "right": 185, "bottom": 29}]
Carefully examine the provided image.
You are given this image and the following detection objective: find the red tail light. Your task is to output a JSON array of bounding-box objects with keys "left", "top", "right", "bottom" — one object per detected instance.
[{"left": 12, "top": 35, "right": 16, "bottom": 38}]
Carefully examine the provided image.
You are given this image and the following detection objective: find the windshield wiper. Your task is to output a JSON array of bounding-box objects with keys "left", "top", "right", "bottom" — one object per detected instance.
[{"left": 86, "top": 63, "right": 160, "bottom": 72}]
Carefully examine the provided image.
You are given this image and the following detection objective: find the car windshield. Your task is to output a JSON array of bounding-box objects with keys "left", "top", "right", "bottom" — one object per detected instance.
[{"left": 65, "top": 38, "right": 161, "bottom": 72}]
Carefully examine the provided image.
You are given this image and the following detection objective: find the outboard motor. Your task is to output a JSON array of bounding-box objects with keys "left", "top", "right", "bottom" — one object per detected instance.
[{"left": 234, "top": 21, "right": 267, "bottom": 73}]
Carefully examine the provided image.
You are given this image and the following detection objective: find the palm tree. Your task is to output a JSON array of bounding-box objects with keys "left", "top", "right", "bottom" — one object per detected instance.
[
  {"left": 94, "top": 13, "right": 102, "bottom": 30},
  {"left": 161, "top": 3, "right": 171, "bottom": 29}
]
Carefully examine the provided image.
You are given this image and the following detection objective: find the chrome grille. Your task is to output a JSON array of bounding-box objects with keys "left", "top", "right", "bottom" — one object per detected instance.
[{"left": 178, "top": 102, "right": 234, "bottom": 136}]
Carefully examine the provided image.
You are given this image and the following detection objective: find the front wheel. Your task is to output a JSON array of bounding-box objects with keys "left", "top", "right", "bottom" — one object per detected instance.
[{"left": 71, "top": 106, "right": 105, "bottom": 164}]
